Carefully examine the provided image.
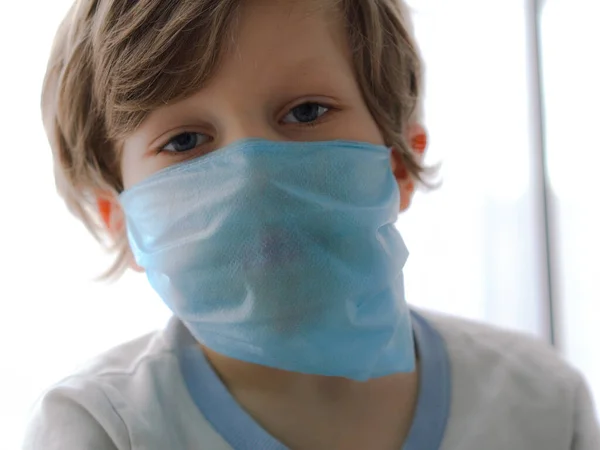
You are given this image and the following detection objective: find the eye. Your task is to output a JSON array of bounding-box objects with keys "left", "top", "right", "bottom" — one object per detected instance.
[
  {"left": 282, "top": 102, "right": 330, "bottom": 124},
  {"left": 161, "top": 132, "right": 210, "bottom": 153}
]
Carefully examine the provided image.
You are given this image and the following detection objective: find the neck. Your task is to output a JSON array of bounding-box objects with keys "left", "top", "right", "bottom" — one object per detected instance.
[
  {"left": 201, "top": 346, "right": 419, "bottom": 449},
  {"left": 201, "top": 344, "right": 419, "bottom": 412}
]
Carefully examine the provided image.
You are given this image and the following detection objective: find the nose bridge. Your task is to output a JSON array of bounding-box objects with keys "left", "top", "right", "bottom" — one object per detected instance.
[{"left": 220, "top": 106, "right": 282, "bottom": 147}]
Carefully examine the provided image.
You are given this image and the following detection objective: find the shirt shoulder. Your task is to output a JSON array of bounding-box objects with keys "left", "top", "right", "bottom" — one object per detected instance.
[
  {"left": 22, "top": 330, "right": 163, "bottom": 450},
  {"left": 417, "top": 309, "right": 600, "bottom": 450},
  {"left": 419, "top": 309, "right": 575, "bottom": 382},
  {"left": 23, "top": 319, "right": 230, "bottom": 450},
  {"left": 23, "top": 375, "right": 127, "bottom": 450}
]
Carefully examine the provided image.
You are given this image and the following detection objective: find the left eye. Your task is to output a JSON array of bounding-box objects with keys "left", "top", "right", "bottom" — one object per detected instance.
[
  {"left": 282, "top": 103, "right": 330, "bottom": 124},
  {"left": 161, "top": 132, "right": 209, "bottom": 153}
]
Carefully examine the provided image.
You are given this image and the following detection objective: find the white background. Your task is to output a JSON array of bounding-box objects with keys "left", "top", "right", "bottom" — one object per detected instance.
[{"left": 0, "top": 0, "right": 598, "bottom": 448}]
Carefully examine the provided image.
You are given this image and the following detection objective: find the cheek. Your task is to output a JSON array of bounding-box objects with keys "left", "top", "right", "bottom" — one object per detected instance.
[
  {"left": 120, "top": 146, "right": 160, "bottom": 190},
  {"left": 121, "top": 140, "right": 143, "bottom": 189},
  {"left": 121, "top": 133, "right": 174, "bottom": 189},
  {"left": 331, "top": 107, "right": 385, "bottom": 146},
  {"left": 121, "top": 160, "right": 144, "bottom": 190}
]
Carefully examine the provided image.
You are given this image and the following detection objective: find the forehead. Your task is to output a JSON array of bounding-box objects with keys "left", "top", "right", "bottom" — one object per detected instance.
[
  {"left": 234, "top": 0, "right": 342, "bottom": 49},
  {"left": 207, "top": 0, "right": 352, "bottom": 91}
]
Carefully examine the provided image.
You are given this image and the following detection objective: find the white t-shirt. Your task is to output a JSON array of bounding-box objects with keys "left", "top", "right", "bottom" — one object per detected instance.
[{"left": 23, "top": 309, "right": 600, "bottom": 449}]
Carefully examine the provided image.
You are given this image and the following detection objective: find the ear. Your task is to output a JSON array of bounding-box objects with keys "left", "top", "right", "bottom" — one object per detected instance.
[
  {"left": 407, "top": 123, "right": 428, "bottom": 156},
  {"left": 391, "top": 123, "right": 428, "bottom": 212},
  {"left": 96, "top": 193, "right": 144, "bottom": 273}
]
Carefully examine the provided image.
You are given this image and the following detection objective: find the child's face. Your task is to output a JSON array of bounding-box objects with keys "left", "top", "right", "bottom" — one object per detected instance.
[{"left": 120, "top": 0, "right": 385, "bottom": 188}]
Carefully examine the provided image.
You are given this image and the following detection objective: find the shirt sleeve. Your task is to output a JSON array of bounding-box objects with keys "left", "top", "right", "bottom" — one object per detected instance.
[
  {"left": 22, "top": 377, "right": 129, "bottom": 450},
  {"left": 571, "top": 373, "right": 600, "bottom": 450}
]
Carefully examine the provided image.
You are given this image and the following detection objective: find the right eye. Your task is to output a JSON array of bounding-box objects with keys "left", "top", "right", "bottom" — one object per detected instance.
[
  {"left": 161, "top": 132, "right": 210, "bottom": 153},
  {"left": 282, "top": 102, "right": 330, "bottom": 125}
]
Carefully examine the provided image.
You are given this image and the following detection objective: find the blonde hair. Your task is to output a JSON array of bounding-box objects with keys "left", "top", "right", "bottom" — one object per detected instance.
[{"left": 42, "top": 0, "right": 428, "bottom": 278}]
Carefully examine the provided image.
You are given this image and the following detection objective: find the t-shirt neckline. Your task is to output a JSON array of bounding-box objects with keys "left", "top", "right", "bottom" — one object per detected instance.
[{"left": 170, "top": 309, "right": 451, "bottom": 450}]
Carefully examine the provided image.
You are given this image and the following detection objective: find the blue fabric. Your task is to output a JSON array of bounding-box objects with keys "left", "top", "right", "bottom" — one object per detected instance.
[
  {"left": 176, "top": 310, "right": 450, "bottom": 450},
  {"left": 403, "top": 311, "right": 451, "bottom": 450},
  {"left": 121, "top": 139, "right": 415, "bottom": 380},
  {"left": 179, "top": 339, "right": 286, "bottom": 450}
]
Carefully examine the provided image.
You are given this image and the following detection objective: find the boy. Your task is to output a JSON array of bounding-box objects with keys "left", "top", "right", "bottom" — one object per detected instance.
[{"left": 25, "top": 0, "right": 599, "bottom": 449}]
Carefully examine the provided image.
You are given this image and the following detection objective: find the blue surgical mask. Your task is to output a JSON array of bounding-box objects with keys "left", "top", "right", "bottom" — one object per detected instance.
[{"left": 120, "top": 139, "right": 415, "bottom": 381}]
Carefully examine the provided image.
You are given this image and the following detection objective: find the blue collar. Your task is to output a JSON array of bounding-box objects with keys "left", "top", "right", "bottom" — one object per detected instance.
[{"left": 170, "top": 310, "right": 450, "bottom": 449}]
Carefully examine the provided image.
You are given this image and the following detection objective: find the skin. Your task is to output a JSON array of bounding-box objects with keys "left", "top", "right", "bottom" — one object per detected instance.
[{"left": 114, "top": 0, "right": 428, "bottom": 448}]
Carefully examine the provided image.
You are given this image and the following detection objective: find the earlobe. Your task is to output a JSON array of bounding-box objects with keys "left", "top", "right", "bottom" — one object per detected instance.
[{"left": 399, "top": 179, "right": 415, "bottom": 212}]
